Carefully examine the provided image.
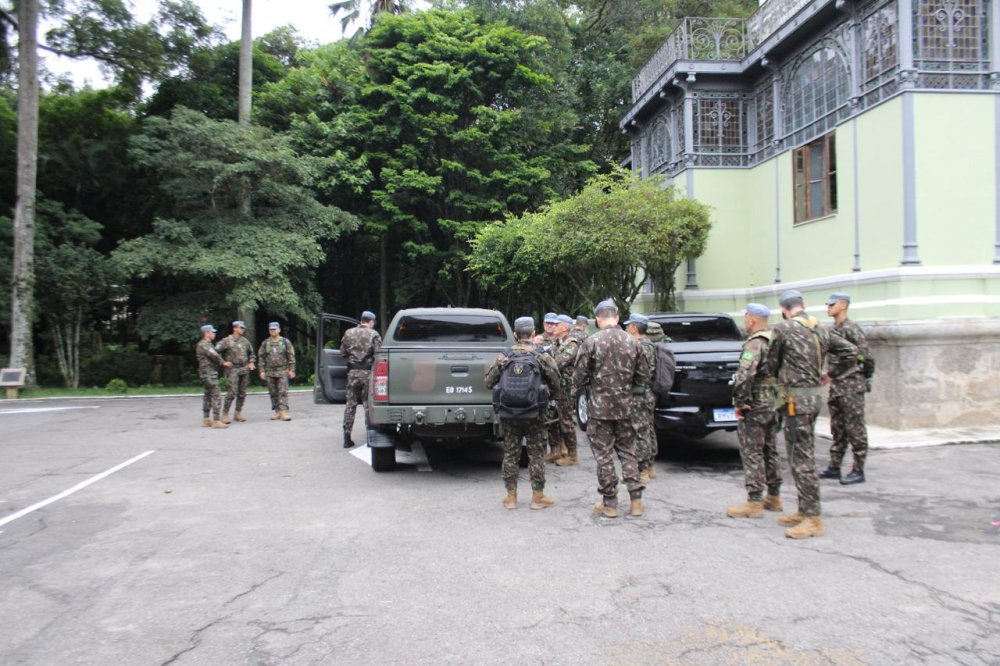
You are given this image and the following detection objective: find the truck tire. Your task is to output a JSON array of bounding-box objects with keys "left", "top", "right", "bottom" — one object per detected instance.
[
  {"left": 576, "top": 391, "right": 589, "bottom": 431},
  {"left": 371, "top": 446, "right": 395, "bottom": 472}
]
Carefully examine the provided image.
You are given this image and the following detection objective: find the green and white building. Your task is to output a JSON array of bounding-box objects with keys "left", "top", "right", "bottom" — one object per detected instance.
[{"left": 622, "top": 0, "right": 1000, "bottom": 428}]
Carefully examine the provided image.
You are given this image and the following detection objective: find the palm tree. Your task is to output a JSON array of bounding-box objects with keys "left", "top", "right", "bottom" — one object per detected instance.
[{"left": 329, "top": 0, "right": 408, "bottom": 39}]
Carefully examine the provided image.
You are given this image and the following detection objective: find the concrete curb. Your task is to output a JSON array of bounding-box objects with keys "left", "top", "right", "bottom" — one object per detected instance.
[
  {"left": 0, "top": 389, "right": 313, "bottom": 403},
  {"left": 815, "top": 416, "right": 1000, "bottom": 450}
]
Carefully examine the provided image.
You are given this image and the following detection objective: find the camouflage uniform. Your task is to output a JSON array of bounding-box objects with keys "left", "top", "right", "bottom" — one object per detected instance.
[
  {"left": 569, "top": 327, "right": 589, "bottom": 344},
  {"left": 764, "top": 315, "right": 857, "bottom": 517},
  {"left": 340, "top": 324, "right": 382, "bottom": 436},
  {"left": 216, "top": 334, "right": 256, "bottom": 415},
  {"left": 633, "top": 338, "right": 658, "bottom": 471},
  {"left": 551, "top": 335, "right": 580, "bottom": 459},
  {"left": 196, "top": 339, "right": 226, "bottom": 421},
  {"left": 484, "top": 341, "right": 561, "bottom": 492},
  {"left": 258, "top": 336, "right": 296, "bottom": 412},
  {"left": 574, "top": 326, "right": 652, "bottom": 502},
  {"left": 732, "top": 330, "right": 782, "bottom": 502},
  {"left": 826, "top": 318, "right": 873, "bottom": 472}
]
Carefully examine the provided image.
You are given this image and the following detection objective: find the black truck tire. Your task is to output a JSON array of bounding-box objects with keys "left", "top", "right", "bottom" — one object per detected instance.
[{"left": 576, "top": 391, "right": 589, "bottom": 431}]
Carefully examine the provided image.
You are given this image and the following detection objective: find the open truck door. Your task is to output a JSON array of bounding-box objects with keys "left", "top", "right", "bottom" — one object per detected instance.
[{"left": 313, "top": 313, "right": 359, "bottom": 404}]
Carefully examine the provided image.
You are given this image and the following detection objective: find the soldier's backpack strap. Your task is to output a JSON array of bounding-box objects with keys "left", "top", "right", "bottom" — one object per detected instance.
[{"left": 791, "top": 315, "right": 823, "bottom": 371}]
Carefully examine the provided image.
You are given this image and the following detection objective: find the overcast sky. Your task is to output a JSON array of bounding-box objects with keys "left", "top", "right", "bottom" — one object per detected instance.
[{"left": 47, "top": 0, "right": 429, "bottom": 87}]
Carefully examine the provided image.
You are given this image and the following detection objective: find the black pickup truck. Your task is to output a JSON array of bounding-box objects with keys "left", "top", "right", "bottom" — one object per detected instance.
[{"left": 576, "top": 313, "right": 744, "bottom": 440}]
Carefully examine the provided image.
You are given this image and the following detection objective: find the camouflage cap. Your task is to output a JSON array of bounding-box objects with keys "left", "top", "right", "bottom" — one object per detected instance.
[
  {"left": 268, "top": 321, "right": 280, "bottom": 330},
  {"left": 557, "top": 314, "right": 574, "bottom": 325},
  {"left": 743, "top": 303, "right": 770, "bottom": 318},
  {"left": 513, "top": 316, "right": 535, "bottom": 330},
  {"left": 232, "top": 320, "right": 246, "bottom": 329},
  {"left": 825, "top": 292, "right": 851, "bottom": 305},
  {"left": 200, "top": 324, "right": 217, "bottom": 333},
  {"left": 646, "top": 321, "right": 665, "bottom": 341},
  {"left": 623, "top": 312, "right": 648, "bottom": 326},
  {"left": 543, "top": 312, "right": 559, "bottom": 324},
  {"left": 778, "top": 289, "right": 804, "bottom": 307},
  {"left": 361, "top": 310, "right": 376, "bottom": 321}
]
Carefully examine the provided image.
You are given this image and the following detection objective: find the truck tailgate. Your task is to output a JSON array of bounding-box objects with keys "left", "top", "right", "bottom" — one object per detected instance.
[{"left": 384, "top": 345, "right": 505, "bottom": 405}]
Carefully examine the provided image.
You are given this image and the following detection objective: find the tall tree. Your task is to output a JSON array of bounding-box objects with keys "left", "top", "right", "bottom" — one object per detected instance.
[
  {"left": 330, "top": 0, "right": 409, "bottom": 39},
  {"left": 9, "top": 0, "right": 39, "bottom": 382},
  {"left": 237, "top": 0, "right": 255, "bottom": 342}
]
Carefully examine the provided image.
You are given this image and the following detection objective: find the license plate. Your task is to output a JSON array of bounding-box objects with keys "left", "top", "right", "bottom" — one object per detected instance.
[{"left": 713, "top": 408, "right": 737, "bottom": 423}]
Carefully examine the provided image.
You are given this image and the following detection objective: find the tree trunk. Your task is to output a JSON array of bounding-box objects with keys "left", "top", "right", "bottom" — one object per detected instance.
[
  {"left": 379, "top": 234, "right": 388, "bottom": 330},
  {"left": 237, "top": 0, "right": 257, "bottom": 344},
  {"left": 10, "top": 0, "right": 40, "bottom": 386}
]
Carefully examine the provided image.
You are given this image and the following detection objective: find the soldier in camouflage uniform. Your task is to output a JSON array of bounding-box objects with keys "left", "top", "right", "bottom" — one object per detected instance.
[
  {"left": 574, "top": 300, "right": 652, "bottom": 518},
  {"left": 643, "top": 321, "right": 670, "bottom": 473},
  {"left": 764, "top": 290, "right": 858, "bottom": 539},
  {"left": 257, "top": 321, "right": 296, "bottom": 421},
  {"left": 570, "top": 315, "right": 590, "bottom": 344},
  {"left": 340, "top": 310, "right": 382, "bottom": 448},
  {"left": 552, "top": 315, "right": 581, "bottom": 466},
  {"left": 538, "top": 312, "right": 565, "bottom": 462},
  {"left": 820, "top": 292, "right": 875, "bottom": 485},
  {"left": 624, "top": 313, "right": 658, "bottom": 484},
  {"left": 216, "top": 320, "right": 256, "bottom": 423},
  {"left": 196, "top": 324, "right": 231, "bottom": 428},
  {"left": 485, "top": 316, "right": 561, "bottom": 510},
  {"left": 726, "top": 303, "right": 783, "bottom": 519}
]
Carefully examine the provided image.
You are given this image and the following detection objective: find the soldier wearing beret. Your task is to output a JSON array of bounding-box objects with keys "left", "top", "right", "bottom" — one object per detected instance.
[
  {"left": 574, "top": 300, "right": 652, "bottom": 518},
  {"left": 340, "top": 310, "right": 382, "bottom": 448},
  {"left": 820, "top": 292, "right": 875, "bottom": 485},
  {"left": 258, "top": 322, "right": 296, "bottom": 421},
  {"left": 764, "top": 290, "right": 858, "bottom": 539},
  {"left": 727, "top": 303, "right": 783, "bottom": 519},
  {"left": 196, "top": 324, "right": 231, "bottom": 429},
  {"left": 624, "top": 312, "right": 658, "bottom": 484},
  {"left": 216, "top": 320, "right": 256, "bottom": 423},
  {"left": 485, "top": 316, "right": 561, "bottom": 510}
]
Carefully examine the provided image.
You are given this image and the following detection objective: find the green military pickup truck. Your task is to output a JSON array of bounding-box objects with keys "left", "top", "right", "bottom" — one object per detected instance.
[{"left": 316, "top": 307, "right": 516, "bottom": 471}]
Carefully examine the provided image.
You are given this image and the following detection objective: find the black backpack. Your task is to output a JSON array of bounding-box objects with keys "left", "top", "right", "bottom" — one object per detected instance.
[
  {"left": 493, "top": 350, "right": 548, "bottom": 420},
  {"left": 650, "top": 341, "right": 677, "bottom": 398}
]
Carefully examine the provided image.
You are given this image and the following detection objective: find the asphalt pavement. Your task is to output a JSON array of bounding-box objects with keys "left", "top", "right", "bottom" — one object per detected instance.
[{"left": 1, "top": 394, "right": 998, "bottom": 665}]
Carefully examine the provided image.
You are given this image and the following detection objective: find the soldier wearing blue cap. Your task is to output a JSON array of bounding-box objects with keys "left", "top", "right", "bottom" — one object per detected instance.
[
  {"left": 544, "top": 314, "right": 581, "bottom": 466},
  {"left": 570, "top": 315, "right": 590, "bottom": 343},
  {"left": 216, "top": 320, "right": 257, "bottom": 423},
  {"left": 765, "top": 290, "right": 859, "bottom": 538},
  {"left": 727, "top": 303, "right": 783, "bottom": 519},
  {"left": 539, "top": 312, "right": 560, "bottom": 345},
  {"left": 624, "top": 313, "right": 658, "bottom": 483},
  {"left": 196, "top": 324, "right": 231, "bottom": 428},
  {"left": 575, "top": 299, "right": 652, "bottom": 518},
  {"left": 485, "top": 316, "right": 561, "bottom": 509},
  {"left": 258, "top": 322, "right": 296, "bottom": 421},
  {"left": 340, "top": 310, "right": 382, "bottom": 448},
  {"left": 820, "top": 292, "right": 875, "bottom": 485}
]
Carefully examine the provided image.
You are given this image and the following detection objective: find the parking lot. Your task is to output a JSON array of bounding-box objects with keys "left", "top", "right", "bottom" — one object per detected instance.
[{"left": 1, "top": 394, "right": 998, "bottom": 665}]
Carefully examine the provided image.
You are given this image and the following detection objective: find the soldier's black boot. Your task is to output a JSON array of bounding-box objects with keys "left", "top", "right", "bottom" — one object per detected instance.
[
  {"left": 343, "top": 431, "right": 354, "bottom": 449},
  {"left": 818, "top": 466, "right": 841, "bottom": 480},
  {"left": 840, "top": 468, "right": 865, "bottom": 485}
]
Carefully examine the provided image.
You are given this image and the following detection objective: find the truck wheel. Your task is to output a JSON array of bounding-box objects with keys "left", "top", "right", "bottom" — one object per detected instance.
[
  {"left": 576, "top": 391, "right": 589, "bottom": 431},
  {"left": 371, "top": 446, "right": 395, "bottom": 472}
]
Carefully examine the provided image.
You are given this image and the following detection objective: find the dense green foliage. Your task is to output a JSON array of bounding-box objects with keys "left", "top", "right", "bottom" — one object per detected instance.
[{"left": 1, "top": 1, "right": 744, "bottom": 385}]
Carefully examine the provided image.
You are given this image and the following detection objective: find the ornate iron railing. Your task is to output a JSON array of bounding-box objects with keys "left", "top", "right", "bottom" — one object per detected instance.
[{"left": 631, "top": 0, "right": 823, "bottom": 102}]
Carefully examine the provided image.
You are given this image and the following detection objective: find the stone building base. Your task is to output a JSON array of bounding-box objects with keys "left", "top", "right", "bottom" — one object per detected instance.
[{"left": 864, "top": 319, "right": 1000, "bottom": 429}]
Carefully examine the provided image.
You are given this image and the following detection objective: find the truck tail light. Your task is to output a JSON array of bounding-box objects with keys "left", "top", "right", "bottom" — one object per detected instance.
[{"left": 373, "top": 360, "right": 389, "bottom": 401}]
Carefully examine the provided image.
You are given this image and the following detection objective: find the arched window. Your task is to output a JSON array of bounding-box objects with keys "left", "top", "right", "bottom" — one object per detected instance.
[
  {"left": 649, "top": 117, "right": 670, "bottom": 171},
  {"left": 786, "top": 42, "right": 850, "bottom": 135}
]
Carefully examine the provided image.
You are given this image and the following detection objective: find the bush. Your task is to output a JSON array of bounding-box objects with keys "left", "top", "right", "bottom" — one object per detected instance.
[
  {"left": 82, "top": 347, "right": 154, "bottom": 387},
  {"left": 105, "top": 378, "right": 128, "bottom": 393}
]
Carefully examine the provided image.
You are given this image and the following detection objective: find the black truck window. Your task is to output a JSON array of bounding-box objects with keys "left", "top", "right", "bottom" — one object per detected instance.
[
  {"left": 656, "top": 316, "right": 743, "bottom": 342},
  {"left": 393, "top": 315, "right": 507, "bottom": 342}
]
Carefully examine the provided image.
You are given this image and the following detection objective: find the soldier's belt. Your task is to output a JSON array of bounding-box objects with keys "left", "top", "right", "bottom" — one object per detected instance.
[
  {"left": 347, "top": 362, "right": 373, "bottom": 371},
  {"left": 787, "top": 386, "right": 823, "bottom": 397}
]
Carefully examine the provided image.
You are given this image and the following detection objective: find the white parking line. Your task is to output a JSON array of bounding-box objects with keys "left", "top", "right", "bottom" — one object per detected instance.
[
  {"left": 0, "top": 450, "right": 156, "bottom": 530},
  {"left": 0, "top": 406, "right": 100, "bottom": 415}
]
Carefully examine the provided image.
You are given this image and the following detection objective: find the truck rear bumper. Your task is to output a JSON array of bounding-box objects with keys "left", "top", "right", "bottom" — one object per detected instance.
[
  {"left": 654, "top": 405, "right": 738, "bottom": 435},
  {"left": 369, "top": 404, "right": 499, "bottom": 439}
]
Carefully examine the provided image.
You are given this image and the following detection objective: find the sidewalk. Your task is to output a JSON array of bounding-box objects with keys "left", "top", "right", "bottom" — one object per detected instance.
[{"left": 815, "top": 416, "right": 1000, "bottom": 449}]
